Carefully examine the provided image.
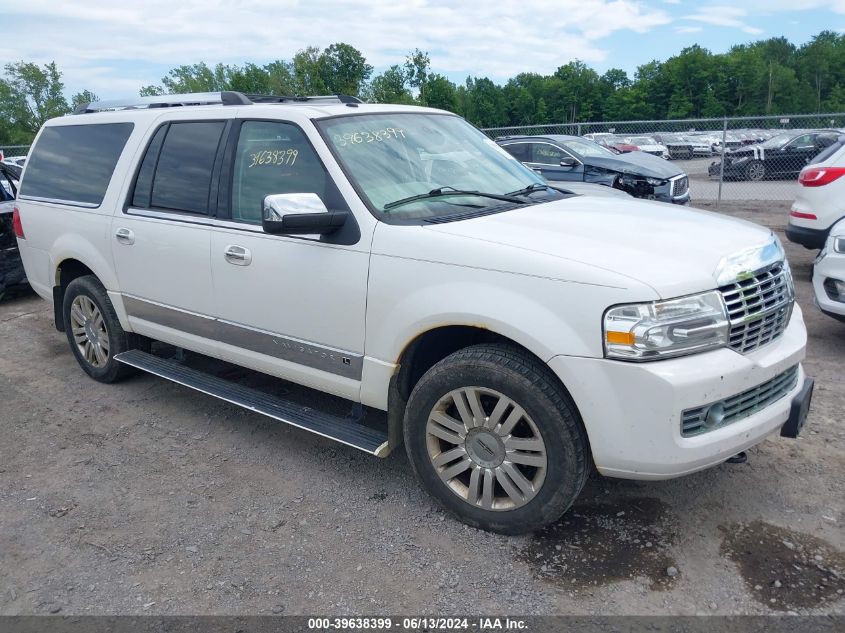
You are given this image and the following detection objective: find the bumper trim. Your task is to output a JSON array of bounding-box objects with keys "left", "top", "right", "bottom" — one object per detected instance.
[{"left": 780, "top": 376, "right": 814, "bottom": 438}]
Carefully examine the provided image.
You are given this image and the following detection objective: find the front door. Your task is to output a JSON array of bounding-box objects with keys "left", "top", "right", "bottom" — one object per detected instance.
[
  {"left": 525, "top": 142, "right": 584, "bottom": 182},
  {"left": 209, "top": 119, "right": 370, "bottom": 401}
]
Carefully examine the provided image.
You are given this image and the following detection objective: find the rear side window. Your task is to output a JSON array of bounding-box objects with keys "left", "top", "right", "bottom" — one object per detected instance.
[
  {"left": 20, "top": 123, "right": 133, "bottom": 206},
  {"left": 149, "top": 122, "right": 226, "bottom": 214}
]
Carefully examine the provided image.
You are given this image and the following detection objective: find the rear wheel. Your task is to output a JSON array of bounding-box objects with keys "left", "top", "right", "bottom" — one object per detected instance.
[
  {"left": 404, "top": 344, "right": 590, "bottom": 534},
  {"left": 62, "top": 275, "right": 143, "bottom": 383},
  {"left": 745, "top": 160, "right": 766, "bottom": 181}
]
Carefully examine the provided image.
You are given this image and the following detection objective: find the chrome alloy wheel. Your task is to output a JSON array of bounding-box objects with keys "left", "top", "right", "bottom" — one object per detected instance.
[
  {"left": 425, "top": 387, "right": 548, "bottom": 511},
  {"left": 70, "top": 295, "right": 110, "bottom": 368},
  {"left": 748, "top": 161, "right": 766, "bottom": 181}
]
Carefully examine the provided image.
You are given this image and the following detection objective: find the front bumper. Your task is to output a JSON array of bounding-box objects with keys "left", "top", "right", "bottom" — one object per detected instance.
[{"left": 547, "top": 303, "right": 808, "bottom": 480}]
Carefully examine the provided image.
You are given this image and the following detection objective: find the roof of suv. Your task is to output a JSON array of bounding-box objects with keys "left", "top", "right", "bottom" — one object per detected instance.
[{"left": 51, "top": 91, "right": 448, "bottom": 127}]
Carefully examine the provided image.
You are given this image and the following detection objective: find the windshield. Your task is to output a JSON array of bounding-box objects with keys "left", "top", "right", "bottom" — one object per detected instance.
[
  {"left": 560, "top": 138, "right": 615, "bottom": 158},
  {"left": 317, "top": 113, "right": 546, "bottom": 220},
  {"left": 761, "top": 133, "right": 793, "bottom": 149}
]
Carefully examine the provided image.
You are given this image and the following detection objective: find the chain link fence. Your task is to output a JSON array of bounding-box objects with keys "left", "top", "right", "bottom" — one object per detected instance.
[
  {"left": 482, "top": 113, "right": 845, "bottom": 205},
  {"left": 0, "top": 145, "right": 30, "bottom": 164}
]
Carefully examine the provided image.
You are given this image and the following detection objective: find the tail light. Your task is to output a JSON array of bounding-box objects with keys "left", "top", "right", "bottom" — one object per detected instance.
[
  {"left": 799, "top": 166, "right": 845, "bottom": 187},
  {"left": 12, "top": 206, "right": 25, "bottom": 239}
]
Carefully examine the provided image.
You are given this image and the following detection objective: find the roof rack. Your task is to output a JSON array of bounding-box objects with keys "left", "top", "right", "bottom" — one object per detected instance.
[{"left": 73, "top": 91, "right": 363, "bottom": 114}]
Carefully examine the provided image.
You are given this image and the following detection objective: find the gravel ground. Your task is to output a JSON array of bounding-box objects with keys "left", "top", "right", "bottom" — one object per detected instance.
[{"left": 0, "top": 200, "right": 843, "bottom": 616}]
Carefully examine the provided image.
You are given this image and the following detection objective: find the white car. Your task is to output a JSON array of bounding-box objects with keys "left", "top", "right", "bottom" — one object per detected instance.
[
  {"left": 813, "top": 219, "right": 845, "bottom": 322},
  {"left": 14, "top": 92, "right": 812, "bottom": 534},
  {"left": 787, "top": 135, "right": 845, "bottom": 249},
  {"left": 623, "top": 136, "right": 670, "bottom": 160}
]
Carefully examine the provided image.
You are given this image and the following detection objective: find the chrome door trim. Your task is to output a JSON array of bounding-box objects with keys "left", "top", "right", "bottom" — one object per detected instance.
[
  {"left": 125, "top": 206, "right": 215, "bottom": 225},
  {"left": 122, "top": 294, "right": 363, "bottom": 380}
]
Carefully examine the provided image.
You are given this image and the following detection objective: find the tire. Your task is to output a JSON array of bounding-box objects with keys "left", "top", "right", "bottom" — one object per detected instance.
[
  {"left": 745, "top": 160, "right": 766, "bottom": 181},
  {"left": 62, "top": 275, "right": 144, "bottom": 383},
  {"left": 403, "top": 343, "right": 590, "bottom": 534}
]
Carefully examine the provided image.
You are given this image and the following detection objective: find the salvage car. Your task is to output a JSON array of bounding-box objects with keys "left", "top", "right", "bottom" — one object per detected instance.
[
  {"left": 498, "top": 134, "right": 690, "bottom": 204},
  {"left": 622, "top": 135, "right": 670, "bottom": 159},
  {"left": 813, "top": 218, "right": 845, "bottom": 322},
  {"left": 786, "top": 134, "right": 845, "bottom": 249},
  {"left": 582, "top": 133, "right": 638, "bottom": 154},
  {"left": 709, "top": 130, "right": 842, "bottom": 181},
  {"left": 0, "top": 162, "right": 25, "bottom": 300},
  {"left": 15, "top": 92, "right": 810, "bottom": 534}
]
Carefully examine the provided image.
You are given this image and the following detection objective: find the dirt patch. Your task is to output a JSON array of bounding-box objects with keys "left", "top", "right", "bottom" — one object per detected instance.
[
  {"left": 517, "top": 498, "right": 678, "bottom": 590},
  {"left": 720, "top": 520, "right": 845, "bottom": 611}
]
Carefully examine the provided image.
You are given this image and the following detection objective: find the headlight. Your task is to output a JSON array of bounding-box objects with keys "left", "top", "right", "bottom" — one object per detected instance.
[
  {"left": 603, "top": 290, "right": 729, "bottom": 361},
  {"left": 834, "top": 237, "right": 845, "bottom": 254},
  {"left": 645, "top": 177, "right": 666, "bottom": 186}
]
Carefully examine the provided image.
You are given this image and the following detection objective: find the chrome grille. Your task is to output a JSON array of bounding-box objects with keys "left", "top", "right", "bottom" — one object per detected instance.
[
  {"left": 719, "top": 261, "right": 793, "bottom": 354},
  {"left": 681, "top": 365, "right": 798, "bottom": 437},
  {"left": 672, "top": 176, "right": 689, "bottom": 197}
]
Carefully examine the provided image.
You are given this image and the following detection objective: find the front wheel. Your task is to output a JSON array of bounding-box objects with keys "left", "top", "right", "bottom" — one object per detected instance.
[{"left": 404, "top": 344, "right": 590, "bottom": 534}]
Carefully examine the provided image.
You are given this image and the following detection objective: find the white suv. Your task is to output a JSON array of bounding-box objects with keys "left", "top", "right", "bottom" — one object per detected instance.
[{"left": 14, "top": 92, "right": 812, "bottom": 533}]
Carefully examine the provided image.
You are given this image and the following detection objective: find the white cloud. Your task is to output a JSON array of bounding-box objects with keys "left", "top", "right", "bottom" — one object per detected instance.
[
  {"left": 3, "top": 0, "right": 674, "bottom": 97},
  {"left": 676, "top": 26, "right": 703, "bottom": 33},
  {"left": 684, "top": 6, "right": 764, "bottom": 34}
]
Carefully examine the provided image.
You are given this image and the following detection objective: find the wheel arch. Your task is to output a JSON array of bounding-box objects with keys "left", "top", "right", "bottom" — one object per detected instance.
[{"left": 386, "top": 324, "right": 590, "bottom": 457}]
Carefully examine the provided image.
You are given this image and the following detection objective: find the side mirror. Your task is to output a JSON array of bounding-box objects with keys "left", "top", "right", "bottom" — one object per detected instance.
[
  {"left": 262, "top": 193, "right": 348, "bottom": 236},
  {"left": 559, "top": 157, "right": 578, "bottom": 168}
]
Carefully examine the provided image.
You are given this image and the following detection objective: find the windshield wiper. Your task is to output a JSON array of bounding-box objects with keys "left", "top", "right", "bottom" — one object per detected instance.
[
  {"left": 383, "top": 186, "right": 527, "bottom": 211},
  {"left": 506, "top": 182, "right": 580, "bottom": 198},
  {"left": 505, "top": 182, "right": 553, "bottom": 197}
]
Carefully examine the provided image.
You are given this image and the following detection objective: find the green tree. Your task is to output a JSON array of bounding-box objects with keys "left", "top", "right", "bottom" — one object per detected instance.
[
  {"left": 0, "top": 62, "right": 69, "bottom": 139},
  {"left": 71, "top": 89, "right": 99, "bottom": 110},
  {"left": 318, "top": 43, "right": 372, "bottom": 95},
  {"left": 365, "top": 65, "right": 414, "bottom": 104},
  {"left": 405, "top": 48, "right": 431, "bottom": 103}
]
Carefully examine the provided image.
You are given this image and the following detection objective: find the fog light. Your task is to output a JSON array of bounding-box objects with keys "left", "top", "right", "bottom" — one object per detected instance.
[
  {"left": 702, "top": 403, "right": 726, "bottom": 430},
  {"left": 823, "top": 278, "right": 845, "bottom": 302}
]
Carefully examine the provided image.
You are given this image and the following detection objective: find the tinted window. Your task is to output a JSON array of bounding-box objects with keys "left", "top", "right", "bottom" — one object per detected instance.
[
  {"left": 20, "top": 123, "right": 133, "bottom": 206},
  {"left": 501, "top": 143, "right": 528, "bottom": 162},
  {"left": 131, "top": 125, "right": 168, "bottom": 208},
  {"left": 151, "top": 121, "right": 225, "bottom": 214},
  {"left": 231, "top": 121, "right": 328, "bottom": 224}
]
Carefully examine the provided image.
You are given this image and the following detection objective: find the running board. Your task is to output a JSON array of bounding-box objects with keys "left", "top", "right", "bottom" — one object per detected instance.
[{"left": 114, "top": 349, "right": 389, "bottom": 457}]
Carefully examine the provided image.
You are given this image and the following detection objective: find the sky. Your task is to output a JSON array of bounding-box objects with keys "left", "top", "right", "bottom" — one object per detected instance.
[{"left": 3, "top": 0, "right": 845, "bottom": 99}]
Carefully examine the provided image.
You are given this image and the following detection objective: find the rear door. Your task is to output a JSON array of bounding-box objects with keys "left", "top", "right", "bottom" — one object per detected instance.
[{"left": 112, "top": 115, "right": 231, "bottom": 353}]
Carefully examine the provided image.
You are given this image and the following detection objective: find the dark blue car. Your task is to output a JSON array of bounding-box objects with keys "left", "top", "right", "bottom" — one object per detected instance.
[{"left": 497, "top": 134, "right": 690, "bottom": 204}]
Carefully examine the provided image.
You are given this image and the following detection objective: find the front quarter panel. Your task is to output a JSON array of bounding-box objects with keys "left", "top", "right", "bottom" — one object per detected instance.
[{"left": 366, "top": 222, "right": 656, "bottom": 366}]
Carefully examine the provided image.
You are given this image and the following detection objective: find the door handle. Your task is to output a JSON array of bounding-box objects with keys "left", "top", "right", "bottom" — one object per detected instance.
[
  {"left": 114, "top": 227, "right": 135, "bottom": 245},
  {"left": 224, "top": 245, "right": 252, "bottom": 266}
]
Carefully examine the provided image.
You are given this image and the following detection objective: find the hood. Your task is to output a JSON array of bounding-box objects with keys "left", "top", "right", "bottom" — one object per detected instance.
[
  {"left": 583, "top": 151, "right": 681, "bottom": 179},
  {"left": 424, "top": 196, "right": 775, "bottom": 298}
]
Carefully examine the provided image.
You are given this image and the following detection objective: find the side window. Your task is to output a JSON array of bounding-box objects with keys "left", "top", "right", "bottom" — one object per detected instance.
[
  {"left": 150, "top": 121, "right": 225, "bottom": 214},
  {"left": 20, "top": 123, "right": 133, "bottom": 206},
  {"left": 131, "top": 125, "right": 167, "bottom": 209},
  {"left": 530, "top": 143, "right": 565, "bottom": 165},
  {"left": 786, "top": 134, "right": 814, "bottom": 150},
  {"left": 502, "top": 143, "right": 528, "bottom": 162},
  {"left": 230, "top": 121, "right": 328, "bottom": 224}
]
